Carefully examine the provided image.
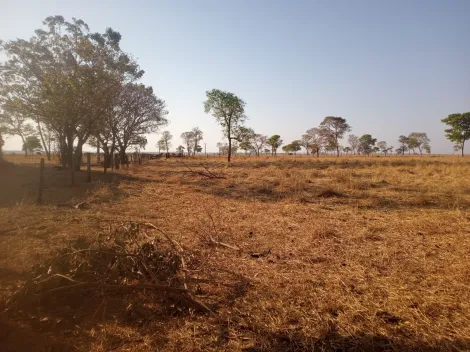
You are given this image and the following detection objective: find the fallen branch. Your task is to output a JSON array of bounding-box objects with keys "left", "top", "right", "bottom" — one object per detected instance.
[
  {"left": 140, "top": 223, "right": 214, "bottom": 314},
  {"left": 209, "top": 236, "right": 241, "bottom": 251},
  {"left": 181, "top": 162, "right": 226, "bottom": 179}
]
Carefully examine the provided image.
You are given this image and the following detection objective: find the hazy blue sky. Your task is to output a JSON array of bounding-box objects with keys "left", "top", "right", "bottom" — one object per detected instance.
[{"left": 1, "top": 0, "right": 469, "bottom": 153}]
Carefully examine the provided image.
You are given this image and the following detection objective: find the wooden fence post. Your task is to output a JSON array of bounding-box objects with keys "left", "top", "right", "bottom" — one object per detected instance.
[
  {"left": 37, "top": 158, "right": 44, "bottom": 204},
  {"left": 87, "top": 152, "right": 91, "bottom": 183}
]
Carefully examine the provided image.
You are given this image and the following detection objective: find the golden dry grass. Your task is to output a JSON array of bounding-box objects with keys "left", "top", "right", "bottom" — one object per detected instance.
[{"left": 1, "top": 155, "right": 470, "bottom": 351}]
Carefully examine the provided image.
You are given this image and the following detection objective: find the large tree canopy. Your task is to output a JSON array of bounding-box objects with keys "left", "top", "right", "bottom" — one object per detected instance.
[{"left": 0, "top": 16, "right": 167, "bottom": 179}]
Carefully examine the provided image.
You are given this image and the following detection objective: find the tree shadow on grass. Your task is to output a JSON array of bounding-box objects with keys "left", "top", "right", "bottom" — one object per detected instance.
[
  {"left": 242, "top": 327, "right": 470, "bottom": 352},
  {"left": 0, "top": 163, "right": 154, "bottom": 208}
]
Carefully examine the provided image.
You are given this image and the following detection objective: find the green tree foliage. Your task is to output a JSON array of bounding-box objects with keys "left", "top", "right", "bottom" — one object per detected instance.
[
  {"left": 442, "top": 112, "right": 470, "bottom": 156},
  {"left": 204, "top": 89, "right": 246, "bottom": 162},
  {"left": 282, "top": 140, "right": 301, "bottom": 154},
  {"left": 319, "top": 116, "right": 351, "bottom": 157},
  {"left": 266, "top": 135, "right": 283, "bottom": 156},
  {"left": 358, "top": 134, "right": 377, "bottom": 156}
]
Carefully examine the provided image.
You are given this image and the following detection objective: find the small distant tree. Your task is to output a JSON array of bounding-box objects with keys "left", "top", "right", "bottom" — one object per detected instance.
[
  {"left": 22, "top": 135, "right": 42, "bottom": 155},
  {"left": 264, "top": 148, "right": 270, "bottom": 154},
  {"left": 398, "top": 135, "right": 410, "bottom": 155},
  {"left": 442, "top": 112, "right": 470, "bottom": 156},
  {"left": 300, "top": 134, "right": 311, "bottom": 155},
  {"left": 239, "top": 140, "right": 253, "bottom": 154},
  {"left": 157, "top": 139, "right": 165, "bottom": 153},
  {"left": 348, "top": 134, "right": 360, "bottom": 155},
  {"left": 176, "top": 145, "right": 185, "bottom": 155},
  {"left": 267, "top": 135, "right": 283, "bottom": 156},
  {"left": 191, "top": 127, "right": 203, "bottom": 155},
  {"left": 159, "top": 131, "right": 172, "bottom": 153},
  {"left": 306, "top": 128, "right": 324, "bottom": 157},
  {"left": 319, "top": 116, "right": 351, "bottom": 157},
  {"left": 130, "top": 136, "right": 148, "bottom": 153},
  {"left": 282, "top": 144, "right": 293, "bottom": 153},
  {"left": 290, "top": 140, "right": 302, "bottom": 154},
  {"left": 408, "top": 132, "right": 430, "bottom": 156},
  {"left": 181, "top": 131, "right": 195, "bottom": 156},
  {"left": 343, "top": 146, "right": 352, "bottom": 155},
  {"left": 0, "top": 112, "right": 36, "bottom": 156},
  {"left": 250, "top": 134, "right": 268, "bottom": 156},
  {"left": 204, "top": 89, "right": 246, "bottom": 162},
  {"left": 377, "top": 141, "right": 393, "bottom": 155},
  {"left": 358, "top": 134, "right": 377, "bottom": 156}
]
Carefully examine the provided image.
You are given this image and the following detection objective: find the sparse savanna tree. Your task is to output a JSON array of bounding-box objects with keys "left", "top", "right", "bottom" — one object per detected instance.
[
  {"left": 157, "top": 139, "right": 165, "bottom": 153},
  {"left": 176, "top": 145, "right": 185, "bottom": 155},
  {"left": 442, "top": 112, "right": 470, "bottom": 156},
  {"left": 282, "top": 140, "right": 301, "bottom": 154},
  {"left": 358, "top": 134, "right": 377, "bottom": 156},
  {"left": 267, "top": 135, "right": 283, "bottom": 156},
  {"left": 343, "top": 146, "right": 352, "bottom": 155},
  {"left": 159, "top": 131, "right": 172, "bottom": 153},
  {"left": 181, "top": 131, "right": 195, "bottom": 156},
  {"left": 319, "top": 116, "right": 351, "bottom": 157},
  {"left": 204, "top": 89, "right": 246, "bottom": 162},
  {"left": 250, "top": 134, "right": 268, "bottom": 156},
  {"left": 407, "top": 132, "right": 430, "bottom": 156},
  {"left": 301, "top": 133, "right": 311, "bottom": 155},
  {"left": 398, "top": 135, "right": 410, "bottom": 155},
  {"left": 191, "top": 127, "right": 203, "bottom": 155},
  {"left": 291, "top": 140, "right": 302, "bottom": 154},
  {"left": 282, "top": 144, "right": 292, "bottom": 153},
  {"left": 306, "top": 128, "right": 324, "bottom": 157},
  {"left": 348, "top": 134, "right": 360, "bottom": 155},
  {"left": 377, "top": 141, "right": 388, "bottom": 155}
]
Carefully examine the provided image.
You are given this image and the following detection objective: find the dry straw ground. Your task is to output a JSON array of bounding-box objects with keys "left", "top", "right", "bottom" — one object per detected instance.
[{"left": 0, "top": 154, "right": 469, "bottom": 351}]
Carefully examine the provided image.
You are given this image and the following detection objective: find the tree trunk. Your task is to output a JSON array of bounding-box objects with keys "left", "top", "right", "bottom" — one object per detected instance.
[
  {"left": 59, "top": 136, "right": 67, "bottom": 168},
  {"left": 74, "top": 141, "right": 84, "bottom": 171},
  {"left": 462, "top": 141, "right": 465, "bottom": 157},
  {"left": 97, "top": 140, "right": 100, "bottom": 162},
  {"left": 119, "top": 148, "right": 128, "bottom": 167},
  {"left": 336, "top": 145, "right": 340, "bottom": 157},
  {"left": 227, "top": 137, "right": 232, "bottom": 162},
  {"left": 66, "top": 134, "right": 75, "bottom": 186},
  {"left": 36, "top": 123, "right": 51, "bottom": 161}
]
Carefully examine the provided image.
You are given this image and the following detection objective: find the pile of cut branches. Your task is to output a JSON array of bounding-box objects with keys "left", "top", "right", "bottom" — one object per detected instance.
[{"left": 5, "top": 222, "right": 213, "bottom": 315}]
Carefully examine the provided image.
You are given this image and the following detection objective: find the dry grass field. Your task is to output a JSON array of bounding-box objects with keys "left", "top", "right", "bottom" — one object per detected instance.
[{"left": 1, "top": 154, "right": 470, "bottom": 351}]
